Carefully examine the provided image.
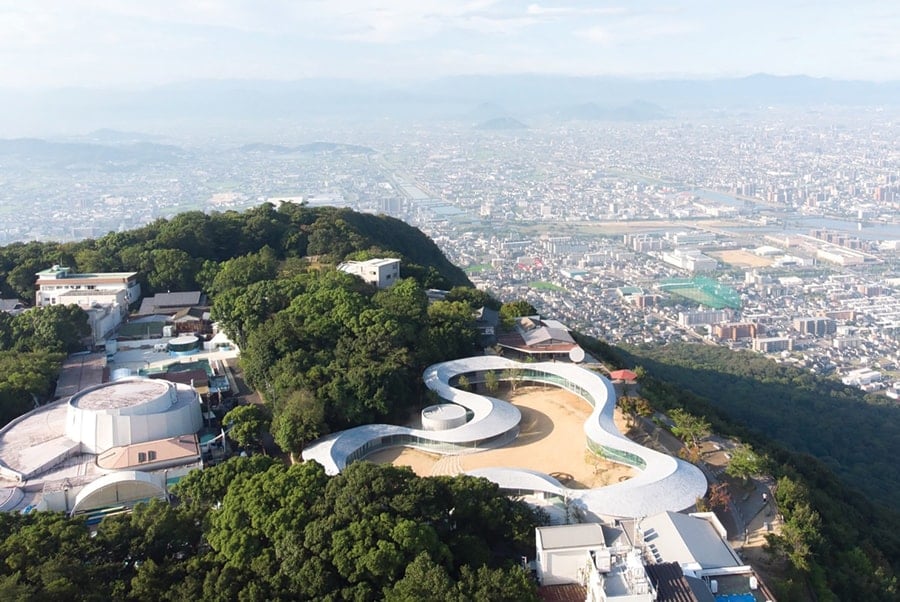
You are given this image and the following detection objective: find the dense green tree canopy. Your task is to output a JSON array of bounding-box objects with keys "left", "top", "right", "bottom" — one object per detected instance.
[
  {"left": 223, "top": 404, "right": 269, "bottom": 450},
  {"left": 10, "top": 305, "right": 90, "bottom": 353},
  {"left": 0, "top": 350, "right": 63, "bottom": 427},
  {"left": 575, "top": 334, "right": 900, "bottom": 600},
  {"left": 725, "top": 445, "right": 765, "bottom": 484},
  {"left": 229, "top": 271, "right": 479, "bottom": 432},
  {"left": 0, "top": 204, "right": 470, "bottom": 301},
  {"left": 499, "top": 299, "right": 537, "bottom": 328},
  {"left": 271, "top": 389, "right": 329, "bottom": 459},
  {"left": 0, "top": 459, "right": 543, "bottom": 600}
]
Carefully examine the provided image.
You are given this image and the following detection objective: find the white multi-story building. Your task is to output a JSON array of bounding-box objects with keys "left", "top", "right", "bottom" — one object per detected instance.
[
  {"left": 35, "top": 265, "right": 141, "bottom": 308},
  {"left": 662, "top": 249, "right": 718, "bottom": 273},
  {"left": 337, "top": 258, "right": 400, "bottom": 289},
  {"left": 678, "top": 310, "right": 731, "bottom": 327}
]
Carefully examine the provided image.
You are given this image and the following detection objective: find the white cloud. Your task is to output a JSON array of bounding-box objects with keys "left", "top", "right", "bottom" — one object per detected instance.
[
  {"left": 526, "top": 4, "right": 626, "bottom": 17},
  {"left": 575, "top": 12, "right": 699, "bottom": 47}
]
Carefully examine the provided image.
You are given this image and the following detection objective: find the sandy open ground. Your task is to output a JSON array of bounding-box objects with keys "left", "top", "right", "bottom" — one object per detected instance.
[
  {"left": 708, "top": 249, "right": 773, "bottom": 268},
  {"left": 365, "top": 386, "right": 635, "bottom": 489}
]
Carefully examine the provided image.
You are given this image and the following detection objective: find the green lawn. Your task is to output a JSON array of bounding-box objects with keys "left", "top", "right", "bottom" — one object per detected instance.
[
  {"left": 465, "top": 264, "right": 492, "bottom": 273},
  {"left": 529, "top": 281, "right": 565, "bottom": 292}
]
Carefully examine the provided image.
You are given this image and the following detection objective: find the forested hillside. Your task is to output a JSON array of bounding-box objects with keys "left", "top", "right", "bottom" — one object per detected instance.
[
  {"left": 0, "top": 204, "right": 474, "bottom": 432},
  {"left": 0, "top": 458, "right": 542, "bottom": 600},
  {"left": 214, "top": 269, "right": 488, "bottom": 451},
  {"left": 621, "top": 343, "right": 900, "bottom": 505},
  {"left": 0, "top": 203, "right": 470, "bottom": 302},
  {"left": 4, "top": 204, "right": 899, "bottom": 599},
  {"left": 0, "top": 205, "right": 541, "bottom": 600},
  {"left": 577, "top": 335, "right": 900, "bottom": 600}
]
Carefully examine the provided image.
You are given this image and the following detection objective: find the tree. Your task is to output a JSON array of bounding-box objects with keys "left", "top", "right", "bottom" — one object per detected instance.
[
  {"left": 146, "top": 249, "right": 199, "bottom": 293},
  {"left": 501, "top": 366, "right": 523, "bottom": 393},
  {"left": 223, "top": 404, "right": 269, "bottom": 451},
  {"left": 725, "top": 445, "right": 764, "bottom": 485},
  {"left": 707, "top": 482, "right": 731, "bottom": 514},
  {"left": 0, "top": 312, "right": 12, "bottom": 350},
  {"left": 618, "top": 395, "right": 636, "bottom": 427},
  {"left": 424, "top": 301, "right": 478, "bottom": 364},
  {"left": 457, "top": 564, "right": 539, "bottom": 602},
  {"left": 11, "top": 305, "right": 91, "bottom": 353},
  {"left": 271, "top": 389, "right": 329, "bottom": 461},
  {"left": 456, "top": 375, "right": 471, "bottom": 392},
  {"left": 634, "top": 397, "right": 653, "bottom": 421},
  {"left": 668, "top": 408, "right": 710, "bottom": 450},
  {"left": 209, "top": 247, "right": 279, "bottom": 296},
  {"left": 483, "top": 370, "right": 499, "bottom": 395},
  {"left": 444, "top": 287, "right": 500, "bottom": 310},
  {"left": 171, "top": 455, "right": 278, "bottom": 517},
  {"left": 0, "top": 350, "right": 64, "bottom": 426},
  {"left": 384, "top": 553, "right": 457, "bottom": 601},
  {"left": 499, "top": 300, "right": 537, "bottom": 329}
]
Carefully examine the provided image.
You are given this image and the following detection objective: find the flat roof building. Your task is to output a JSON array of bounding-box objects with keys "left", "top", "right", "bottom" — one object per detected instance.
[
  {"left": 35, "top": 265, "right": 141, "bottom": 308},
  {"left": 0, "top": 378, "right": 202, "bottom": 516},
  {"left": 338, "top": 258, "right": 401, "bottom": 289}
]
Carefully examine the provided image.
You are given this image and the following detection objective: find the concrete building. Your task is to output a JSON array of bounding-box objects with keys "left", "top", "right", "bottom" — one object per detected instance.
[
  {"left": 338, "top": 258, "right": 401, "bottom": 289},
  {"left": 752, "top": 337, "right": 793, "bottom": 353},
  {"left": 712, "top": 323, "right": 758, "bottom": 341},
  {"left": 841, "top": 368, "right": 882, "bottom": 387},
  {"left": 535, "top": 523, "right": 657, "bottom": 602},
  {"left": 304, "top": 357, "right": 706, "bottom": 520},
  {"left": 35, "top": 265, "right": 141, "bottom": 308},
  {"left": 65, "top": 379, "right": 202, "bottom": 454},
  {"left": 536, "top": 523, "right": 608, "bottom": 586},
  {"left": 0, "top": 378, "right": 202, "bottom": 516},
  {"left": 35, "top": 266, "right": 140, "bottom": 345},
  {"left": 678, "top": 310, "right": 730, "bottom": 328},
  {"left": 662, "top": 250, "right": 718, "bottom": 273},
  {"left": 793, "top": 317, "right": 836, "bottom": 337}
]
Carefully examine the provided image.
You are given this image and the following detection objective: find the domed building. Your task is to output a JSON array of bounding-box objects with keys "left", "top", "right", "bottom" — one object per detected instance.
[
  {"left": 66, "top": 379, "right": 201, "bottom": 454},
  {"left": 0, "top": 378, "right": 203, "bottom": 516}
]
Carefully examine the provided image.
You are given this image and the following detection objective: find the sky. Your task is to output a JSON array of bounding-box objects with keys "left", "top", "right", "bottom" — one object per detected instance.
[{"left": 0, "top": 0, "right": 898, "bottom": 89}]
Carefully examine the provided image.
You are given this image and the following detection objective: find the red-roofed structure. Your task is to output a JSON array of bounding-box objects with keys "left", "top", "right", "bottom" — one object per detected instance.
[{"left": 609, "top": 369, "right": 638, "bottom": 382}]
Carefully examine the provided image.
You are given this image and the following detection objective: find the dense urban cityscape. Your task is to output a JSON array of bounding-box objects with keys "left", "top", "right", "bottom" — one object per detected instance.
[
  {"left": 3, "top": 107, "right": 900, "bottom": 398},
  {"left": 3, "top": 1, "right": 900, "bottom": 599}
]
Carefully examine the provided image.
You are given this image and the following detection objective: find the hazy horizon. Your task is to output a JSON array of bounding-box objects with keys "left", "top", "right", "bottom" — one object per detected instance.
[{"left": 1, "top": 1, "right": 898, "bottom": 90}]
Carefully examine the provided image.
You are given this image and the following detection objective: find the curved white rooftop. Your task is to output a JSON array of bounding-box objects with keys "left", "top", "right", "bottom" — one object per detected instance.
[
  {"left": 71, "top": 379, "right": 172, "bottom": 413},
  {"left": 302, "top": 357, "right": 707, "bottom": 519},
  {"left": 66, "top": 378, "right": 202, "bottom": 455},
  {"left": 71, "top": 470, "right": 166, "bottom": 515}
]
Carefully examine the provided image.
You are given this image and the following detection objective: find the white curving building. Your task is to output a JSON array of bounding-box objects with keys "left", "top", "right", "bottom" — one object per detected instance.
[{"left": 303, "top": 357, "right": 707, "bottom": 519}]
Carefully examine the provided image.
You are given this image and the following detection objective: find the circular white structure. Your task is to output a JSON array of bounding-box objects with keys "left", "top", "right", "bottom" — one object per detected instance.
[
  {"left": 65, "top": 378, "right": 202, "bottom": 454},
  {"left": 421, "top": 404, "right": 467, "bottom": 431},
  {"left": 168, "top": 335, "right": 200, "bottom": 354}
]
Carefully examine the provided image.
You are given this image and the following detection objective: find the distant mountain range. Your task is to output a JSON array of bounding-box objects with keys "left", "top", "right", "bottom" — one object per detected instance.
[
  {"left": 1, "top": 73, "right": 899, "bottom": 136},
  {"left": 0, "top": 137, "right": 187, "bottom": 166}
]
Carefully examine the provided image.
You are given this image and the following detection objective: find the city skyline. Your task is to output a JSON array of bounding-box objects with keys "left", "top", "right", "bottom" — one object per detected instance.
[{"left": 1, "top": 0, "right": 899, "bottom": 89}]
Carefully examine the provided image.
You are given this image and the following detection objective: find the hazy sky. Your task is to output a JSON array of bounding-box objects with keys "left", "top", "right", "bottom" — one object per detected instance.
[{"left": 1, "top": 0, "right": 898, "bottom": 88}]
